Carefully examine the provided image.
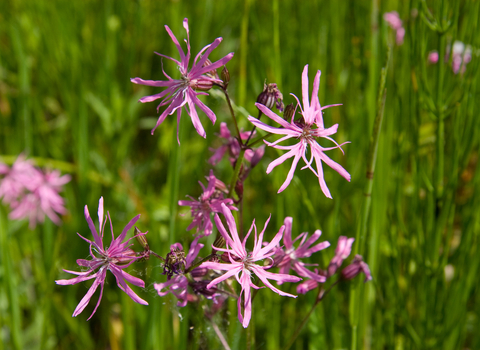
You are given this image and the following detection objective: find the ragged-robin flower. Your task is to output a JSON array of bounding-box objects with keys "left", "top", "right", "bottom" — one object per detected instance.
[
  {"left": 200, "top": 203, "right": 301, "bottom": 328},
  {"left": 55, "top": 197, "right": 148, "bottom": 320},
  {"left": 131, "top": 18, "right": 234, "bottom": 143},
  {"left": 179, "top": 170, "right": 236, "bottom": 236},
  {"left": 274, "top": 217, "right": 330, "bottom": 283},
  {"left": 248, "top": 64, "right": 350, "bottom": 198},
  {"left": 0, "top": 155, "right": 70, "bottom": 228}
]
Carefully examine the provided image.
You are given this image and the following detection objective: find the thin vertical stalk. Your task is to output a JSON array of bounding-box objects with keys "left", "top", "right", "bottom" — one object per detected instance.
[
  {"left": 0, "top": 208, "right": 22, "bottom": 350},
  {"left": 238, "top": 0, "right": 251, "bottom": 107},
  {"left": 350, "top": 48, "right": 389, "bottom": 350}
]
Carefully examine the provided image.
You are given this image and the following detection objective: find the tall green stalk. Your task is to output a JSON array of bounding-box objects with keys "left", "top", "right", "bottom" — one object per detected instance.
[{"left": 350, "top": 48, "right": 390, "bottom": 350}]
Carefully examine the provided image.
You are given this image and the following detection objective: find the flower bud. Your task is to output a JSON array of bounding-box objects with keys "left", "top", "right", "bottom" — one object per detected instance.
[
  {"left": 341, "top": 255, "right": 372, "bottom": 282},
  {"left": 190, "top": 77, "right": 214, "bottom": 91},
  {"left": 190, "top": 267, "right": 208, "bottom": 278},
  {"left": 221, "top": 66, "right": 230, "bottom": 88},
  {"left": 283, "top": 103, "right": 296, "bottom": 122},
  {"left": 134, "top": 227, "right": 149, "bottom": 250},
  {"left": 213, "top": 235, "right": 226, "bottom": 250},
  {"left": 113, "top": 248, "right": 137, "bottom": 265},
  {"left": 256, "top": 82, "right": 284, "bottom": 112}
]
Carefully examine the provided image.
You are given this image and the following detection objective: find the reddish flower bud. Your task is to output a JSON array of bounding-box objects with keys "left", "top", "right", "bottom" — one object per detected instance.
[
  {"left": 341, "top": 255, "right": 372, "bottom": 282},
  {"left": 221, "top": 66, "right": 230, "bottom": 88},
  {"left": 256, "top": 82, "right": 284, "bottom": 112}
]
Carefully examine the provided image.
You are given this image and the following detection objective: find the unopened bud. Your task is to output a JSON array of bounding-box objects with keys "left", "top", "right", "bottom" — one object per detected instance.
[
  {"left": 191, "top": 267, "right": 208, "bottom": 278},
  {"left": 213, "top": 235, "right": 226, "bottom": 250},
  {"left": 341, "top": 255, "right": 372, "bottom": 282},
  {"left": 221, "top": 67, "right": 230, "bottom": 88},
  {"left": 283, "top": 103, "right": 295, "bottom": 122},
  {"left": 256, "top": 82, "right": 284, "bottom": 112},
  {"left": 114, "top": 248, "right": 137, "bottom": 265},
  {"left": 134, "top": 227, "right": 149, "bottom": 250},
  {"left": 191, "top": 78, "right": 214, "bottom": 91}
]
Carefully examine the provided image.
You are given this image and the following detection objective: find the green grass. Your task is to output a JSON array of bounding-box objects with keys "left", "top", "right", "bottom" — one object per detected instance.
[{"left": 1, "top": 0, "right": 479, "bottom": 349}]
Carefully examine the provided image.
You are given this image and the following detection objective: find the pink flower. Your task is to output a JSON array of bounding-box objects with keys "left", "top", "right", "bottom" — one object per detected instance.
[
  {"left": 0, "top": 156, "right": 41, "bottom": 205},
  {"left": 248, "top": 65, "right": 350, "bottom": 198},
  {"left": 428, "top": 51, "right": 439, "bottom": 64},
  {"left": 383, "top": 11, "right": 405, "bottom": 45},
  {"left": 131, "top": 18, "right": 234, "bottom": 143},
  {"left": 275, "top": 217, "right": 330, "bottom": 283},
  {"left": 383, "top": 11, "right": 403, "bottom": 30},
  {"left": 327, "top": 236, "right": 355, "bottom": 277},
  {"left": 200, "top": 203, "right": 301, "bottom": 328},
  {"left": 56, "top": 197, "right": 148, "bottom": 319},
  {"left": 396, "top": 27, "right": 405, "bottom": 45},
  {"left": 178, "top": 170, "right": 237, "bottom": 236},
  {"left": 0, "top": 155, "right": 70, "bottom": 228}
]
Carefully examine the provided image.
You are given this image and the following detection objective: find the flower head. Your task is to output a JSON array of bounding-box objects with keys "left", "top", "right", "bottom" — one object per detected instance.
[
  {"left": 131, "top": 18, "right": 234, "bottom": 143},
  {"left": 248, "top": 65, "right": 350, "bottom": 198},
  {"left": 200, "top": 203, "right": 301, "bottom": 328},
  {"left": 384, "top": 11, "right": 405, "bottom": 45},
  {"left": 275, "top": 217, "right": 330, "bottom": 283},
  {"left": 0, "top": 155, "right": 70, "bottom": 228},
  {"left": 55, "top": 197, "right": 148, "bottom": 319},
  {"left": 178, "top": 170, "right": 237, "bottom": 236}
]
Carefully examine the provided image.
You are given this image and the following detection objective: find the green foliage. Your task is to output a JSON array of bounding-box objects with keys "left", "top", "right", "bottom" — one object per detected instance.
[{"left": 0, "top": 0, "right": 479, "bottom": 349}]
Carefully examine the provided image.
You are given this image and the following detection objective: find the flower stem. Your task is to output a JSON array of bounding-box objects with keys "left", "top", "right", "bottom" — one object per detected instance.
[
  {"left": 282, "top": 279, "right": 340, "bottom": 350},
  {"left": 350, "top": 46, "right": 389, "bottom": 350},
  {"left": 223, "top": 88, "right": 243, "bottom": 146},
  {"left": 228, "top": 148, "right": 246, "bottom": 200},
  {"left": 185, "top": 253, "right": 216, "bottom": 273},
  {"left": 245, "top": 110, "right": 263, "bottom": 146}
]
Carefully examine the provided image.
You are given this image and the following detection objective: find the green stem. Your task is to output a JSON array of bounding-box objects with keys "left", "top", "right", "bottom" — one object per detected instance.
[
  {"left": 282, "top": 279, "right": 341, "bottom": 350},
  {"left": 245, "top": 110, "right": 262, "bottom": 146},
  {"left": 228, "top": 148, "right": 246, "bottom": 200},
  {"left": 350, "top": 47, "right": 389, "bottom": 350},
  {"left": 223, "top": 88, "right": 242, "bottom": 145}
]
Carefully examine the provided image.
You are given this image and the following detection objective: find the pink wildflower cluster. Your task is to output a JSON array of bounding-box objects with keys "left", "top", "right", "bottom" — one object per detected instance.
[
  {"left": 428, "top": 41, "right": 473, "bottom": 74},
  {"left": 0, "top": 155, "right": 70, "bottom": 229},
  {"left": 383, "top": 11, "right": 405, "bottom": 45},
  {"left": 57, "top": 17, "right": 374, "bottom": 333}
]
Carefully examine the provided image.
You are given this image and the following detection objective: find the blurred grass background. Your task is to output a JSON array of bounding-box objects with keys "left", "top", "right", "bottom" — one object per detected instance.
[{"left": 1, "top": 0, "right": 479, "bottom": 349}]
